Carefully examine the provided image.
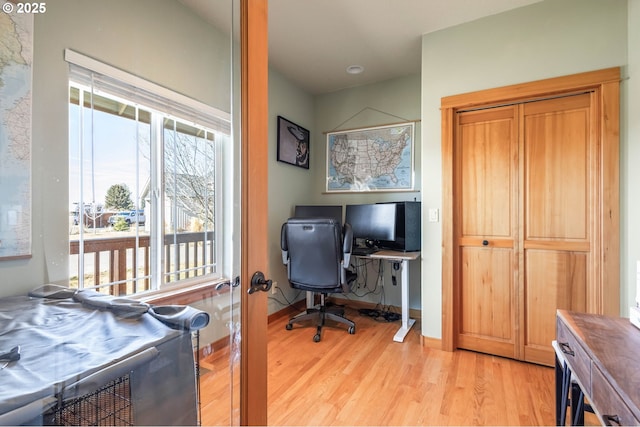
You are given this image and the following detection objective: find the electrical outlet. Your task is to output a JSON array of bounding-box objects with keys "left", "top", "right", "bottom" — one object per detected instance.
[{"left": 271, "top": 281, "right": 278, "bottom": 295}]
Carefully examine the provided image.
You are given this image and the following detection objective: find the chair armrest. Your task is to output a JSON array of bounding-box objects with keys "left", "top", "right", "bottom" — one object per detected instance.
[
  {"left": 342, "top": 222, "right": 353, "bottom": 268},
  {"left": 281, "top": 222, "right": 289, "bottom": 265},
  {"left": 343, "top": 253, "right": 351, "bottom": 269}
]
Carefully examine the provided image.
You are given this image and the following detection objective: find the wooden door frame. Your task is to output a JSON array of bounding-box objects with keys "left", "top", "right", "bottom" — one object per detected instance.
[
  {"left": 240, "top": 0, "right": 269, "bottom": 425},
  {"left": 441, "top": 67, "right": 620, "bottom": 352}
]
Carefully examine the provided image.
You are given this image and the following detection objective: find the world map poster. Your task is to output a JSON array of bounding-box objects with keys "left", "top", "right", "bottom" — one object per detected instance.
[
  {"left": 326, "top": 122, "right": 414, "bottom": 192},
  {"left": 0, "top": 11, "right": 32, "bottom": 259}
]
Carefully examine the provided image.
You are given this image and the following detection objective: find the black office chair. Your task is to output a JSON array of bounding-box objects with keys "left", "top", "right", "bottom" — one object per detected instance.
[{"left": 281, "top": 217, "right": 356, "bottom": 342}]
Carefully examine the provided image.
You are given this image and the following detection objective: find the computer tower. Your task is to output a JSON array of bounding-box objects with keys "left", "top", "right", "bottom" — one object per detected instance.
[{"left": 377, "top": 201, "right": 421, "bottom": 251}]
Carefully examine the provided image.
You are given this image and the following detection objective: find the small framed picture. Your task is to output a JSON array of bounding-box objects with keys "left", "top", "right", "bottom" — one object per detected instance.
[{"left": 277, "top": 116, "right": 309, "bottom": 169}]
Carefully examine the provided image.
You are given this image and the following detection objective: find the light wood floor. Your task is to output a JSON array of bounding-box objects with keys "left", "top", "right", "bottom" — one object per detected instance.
[{"left": 200, "top": 306, "right": 560, "bottom": 426}]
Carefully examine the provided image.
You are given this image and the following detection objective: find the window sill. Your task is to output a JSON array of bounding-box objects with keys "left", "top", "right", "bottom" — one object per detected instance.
[{"left": 133, "top": 278, "right": 230, "bottom": 306}]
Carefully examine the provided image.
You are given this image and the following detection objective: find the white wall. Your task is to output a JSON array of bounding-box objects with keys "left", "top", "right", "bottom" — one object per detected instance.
[
  {"left": 420, "top": 0, "right": 630, "bottom": 338},
  {"left": 0, "top": 0, "right": 231, "bottom": 297}
]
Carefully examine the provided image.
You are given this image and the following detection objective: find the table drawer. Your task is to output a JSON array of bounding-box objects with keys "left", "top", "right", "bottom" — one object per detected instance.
[
  {"left": 556, "top": 317, "right": 591, "bottom": 393},
  {"left": 592, "top": 364, "right": 640, "bottom": 426}
]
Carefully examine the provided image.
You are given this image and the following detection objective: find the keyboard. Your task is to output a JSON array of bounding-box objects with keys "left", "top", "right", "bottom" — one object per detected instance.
[{"left": 352, "top": 247, "right": 379, "bottom": 256}]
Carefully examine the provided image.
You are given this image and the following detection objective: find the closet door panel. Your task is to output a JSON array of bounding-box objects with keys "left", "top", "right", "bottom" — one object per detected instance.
[
  {"left": 455, "top": 106, "right": 518, "bottom": 359},
  {"left": 459, "top": 108, "right": 514, "bottom": 238},
  {"left": 460, "top": 248, "right": 514, "bottom": 339},
  {"left": 459, "top": 247, "right": 515, "bottom": 358},
  {"left": 522, "top": 93, "right": 593, "bottom": 365},
  {"left": 524, "top": 94, "right": 591, "bottom": 242},
  {"left": 524, "top": 249, "right": 587, "bottom": 364}
]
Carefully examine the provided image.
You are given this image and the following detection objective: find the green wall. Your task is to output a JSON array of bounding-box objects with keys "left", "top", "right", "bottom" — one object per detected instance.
[
  {"left": 267, "top": 68, "right": 316, "bottom": 314},
  {"left": 627, "top": 0, "right": 640, "bottom": 318},
  {"left": 266, "top": 73, "right": 423, "bottom": 312},
  {"left": 420, "top": 0, "right": 631, "bottom": 339},
  {"left": 0, "top": 0, "right": 231, "bottom": 297},
  {"left": 311, "top": 74, "right": 423, "bottom": 309}
]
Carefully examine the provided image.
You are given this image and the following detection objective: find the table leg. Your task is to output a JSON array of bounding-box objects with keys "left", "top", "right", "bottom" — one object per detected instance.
[{"left": 393, "top": 259, "right": 415, "bottom": 342}]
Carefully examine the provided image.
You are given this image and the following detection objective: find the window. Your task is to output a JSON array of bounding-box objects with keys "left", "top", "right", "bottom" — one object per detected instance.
[{"left": 67, "top": 50, "right": 230, "bottom": 296}]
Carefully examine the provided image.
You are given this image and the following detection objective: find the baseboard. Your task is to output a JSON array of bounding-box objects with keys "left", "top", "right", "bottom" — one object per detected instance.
[
  {"left": 198, "top": 301, "right": 306, "bottom": 359},
  {"left": 420, "top": 335, "right": 442, "bottom": 350},
  {"left": 198, "top": 333, "right": 230, "bottom": 360},
  {"left": 268, "top": 300, "right": 306, "bottom": 323}
]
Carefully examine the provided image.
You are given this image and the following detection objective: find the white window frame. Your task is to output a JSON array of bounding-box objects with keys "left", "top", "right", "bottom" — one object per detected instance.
[{"left": 67, "top": 50, "right": 230, "bottom": 294}]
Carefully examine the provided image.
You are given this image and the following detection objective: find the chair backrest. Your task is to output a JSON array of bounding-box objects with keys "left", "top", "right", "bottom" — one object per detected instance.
[{"left": 281, "top": 217, "right": 352, "bottom": 293}]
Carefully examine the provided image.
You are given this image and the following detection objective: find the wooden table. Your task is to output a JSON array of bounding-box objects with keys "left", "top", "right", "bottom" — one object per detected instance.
[{"left": 556, "top": 310, "right": 640, "bottom": 425}]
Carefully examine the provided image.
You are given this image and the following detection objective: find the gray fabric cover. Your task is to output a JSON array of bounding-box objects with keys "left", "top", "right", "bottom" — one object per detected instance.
[
  {"left": 148, "top": 305, "right": 210, "bottom": 331},
  {"left": 0, "top": 293, "right": 199, "bottom": 425}
]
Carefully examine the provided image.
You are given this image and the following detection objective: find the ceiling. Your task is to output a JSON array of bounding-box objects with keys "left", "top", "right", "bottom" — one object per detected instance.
[{"left": 180, "top": 0, "right": 541, "bottom": 95}]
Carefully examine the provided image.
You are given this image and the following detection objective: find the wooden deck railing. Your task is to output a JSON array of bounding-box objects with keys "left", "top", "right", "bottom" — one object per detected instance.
[{"left": 70, "top": 231, "right": 215, "bottom": 295}]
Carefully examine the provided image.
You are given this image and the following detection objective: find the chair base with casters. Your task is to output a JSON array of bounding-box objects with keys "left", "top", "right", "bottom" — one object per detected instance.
[{"left": 285, "top": 293, "right": 356, "bottom": 342}]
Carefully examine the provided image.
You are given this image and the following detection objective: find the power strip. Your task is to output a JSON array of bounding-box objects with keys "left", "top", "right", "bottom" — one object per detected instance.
[{"left": 357, "top": 308, "right": 400, "bottom": 322}]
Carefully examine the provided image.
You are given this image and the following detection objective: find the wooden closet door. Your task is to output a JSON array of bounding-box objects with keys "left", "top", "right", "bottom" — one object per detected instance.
[
  {"left": 521, "top": 93, "right": 593, "bottom": 365},
  {"left": 455, "top": 94, "right": 595, "bottom": 365},
  {"left": 442, "top": 68, "right": 619, "bottom": 364},
  {"left": 455, "top": 106, "right": 519, "bottom": 359}
]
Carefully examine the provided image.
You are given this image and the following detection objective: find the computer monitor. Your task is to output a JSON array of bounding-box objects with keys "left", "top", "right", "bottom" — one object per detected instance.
[
  {"left": 345, "top": 203, "right": 396, "bottom": 243},
  {"left": 376, "top": 201, "right": 421, "bottom": 251},
  {"left": 294, "top": 205, "right": 343, "bottom": 225}
]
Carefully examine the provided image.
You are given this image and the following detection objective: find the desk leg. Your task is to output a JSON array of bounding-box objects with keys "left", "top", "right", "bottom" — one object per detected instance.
[
  {"left": 556, "top": 354, "right": 571, "bottom": 426},
  {"left": 393, "top": 259, "right": 415, "bottom": 342}
]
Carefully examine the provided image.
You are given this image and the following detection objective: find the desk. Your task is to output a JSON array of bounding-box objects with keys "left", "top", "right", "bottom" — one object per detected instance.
[
  {"left": 355, "top": 249, "right": 420, "bottom": 342},
  {"left": 555, "top": 310, "right": 640, "bottom": 425}
]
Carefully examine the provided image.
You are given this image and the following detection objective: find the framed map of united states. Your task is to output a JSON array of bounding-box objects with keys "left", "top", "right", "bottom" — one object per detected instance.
[
  {"left": 0, "top": 11, "right": 32, "bottom": 259},
  {"left": 326, "top": 122, "right": 414, "bottom": 193}
]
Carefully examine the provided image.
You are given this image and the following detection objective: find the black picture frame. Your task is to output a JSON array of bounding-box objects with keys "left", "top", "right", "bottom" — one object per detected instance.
[{"left": 277, "top": 116, "right": 309, "bottom": 169}]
